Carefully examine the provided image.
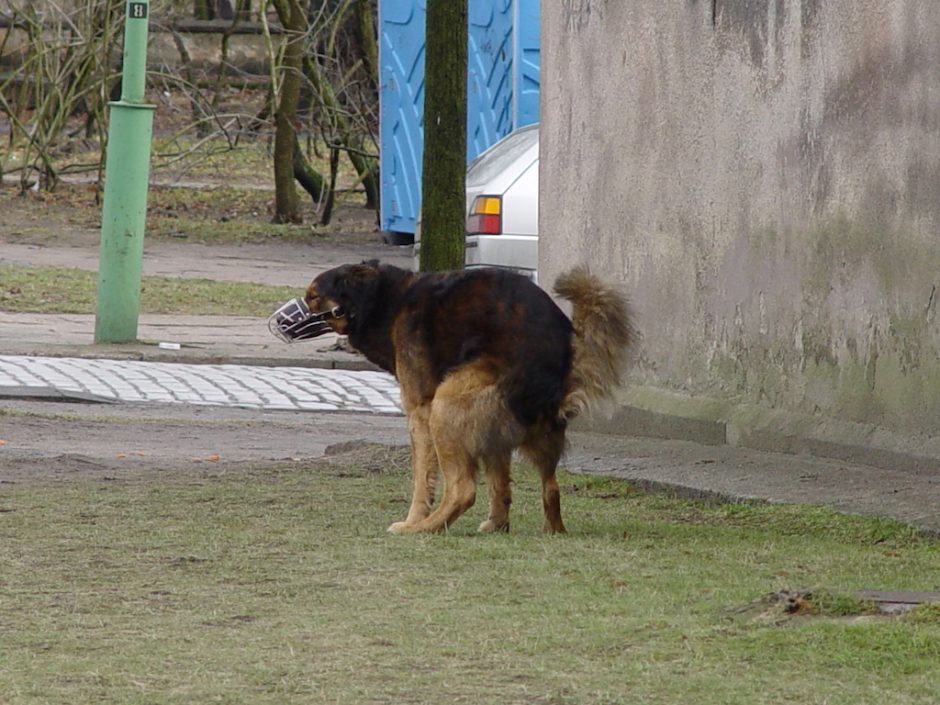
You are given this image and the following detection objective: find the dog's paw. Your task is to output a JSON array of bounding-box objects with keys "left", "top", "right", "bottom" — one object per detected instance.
[
  {"left": 478, "top": 518, "right": 510, "bottom": 533},
  {"left": 387, "top": 521, "right": 413, "bottom": 534}
]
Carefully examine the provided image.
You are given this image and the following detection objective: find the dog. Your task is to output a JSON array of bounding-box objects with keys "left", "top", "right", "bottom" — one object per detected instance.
[{"left": 299, "top": 262, "right": 633, "bottom": 534}]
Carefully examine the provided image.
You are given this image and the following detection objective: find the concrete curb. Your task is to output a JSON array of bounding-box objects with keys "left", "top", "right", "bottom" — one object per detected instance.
[
  {"left": 0, "top": 385, "right": 118, "bottom": 404},
  {"left": 581, "top": 402, "right": 940, "bottom": 482}
]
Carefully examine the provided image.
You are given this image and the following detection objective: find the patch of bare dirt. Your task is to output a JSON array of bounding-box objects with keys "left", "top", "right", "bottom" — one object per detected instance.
[{"left": 0, "top": 400, "right": 409, "bottom": 486}]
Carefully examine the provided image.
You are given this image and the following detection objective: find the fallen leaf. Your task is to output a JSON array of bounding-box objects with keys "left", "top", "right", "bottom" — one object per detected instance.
[
  {"left": 116, "top": 453, "right": 127, "bottom": 459},
  {"left": 206, "top": 454, "right": 220, "bottom": 462}
]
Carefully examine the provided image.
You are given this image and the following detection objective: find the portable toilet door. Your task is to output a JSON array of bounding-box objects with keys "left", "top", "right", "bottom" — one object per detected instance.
[
  {"left": 378, "top": 0, "right": 540, "bottom": 240},
  {"left": 513, "top": 0, "right": 540, "bottom": 128}
]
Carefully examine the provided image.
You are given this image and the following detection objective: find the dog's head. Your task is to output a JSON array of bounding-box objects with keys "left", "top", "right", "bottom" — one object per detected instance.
[
  {"left": 304, "top": 260, "right": 384, "bottom": 337},
  {"left": 267, "top": 262, "right": 384, "bottom": 344}
]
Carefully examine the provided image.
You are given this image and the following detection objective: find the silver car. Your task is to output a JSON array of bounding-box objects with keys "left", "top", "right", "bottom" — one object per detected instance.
[{"left": 414, "top": 123, "right": 539, "bottom": 280}]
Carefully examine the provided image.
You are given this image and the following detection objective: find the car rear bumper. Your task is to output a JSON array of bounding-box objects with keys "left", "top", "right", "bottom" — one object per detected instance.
[
  {"left": 465, "top": 234, "right": 537, "bottom": 273},
  {"left": 413, "top": 234, "right": 539, "bottom": 281}
]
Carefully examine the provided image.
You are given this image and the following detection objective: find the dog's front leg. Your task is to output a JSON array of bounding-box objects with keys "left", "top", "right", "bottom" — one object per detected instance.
[{"left": 388, "top": 404, "right": 439, "bottom": 533}]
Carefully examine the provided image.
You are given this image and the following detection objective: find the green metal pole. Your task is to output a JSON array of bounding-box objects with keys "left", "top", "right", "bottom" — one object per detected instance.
[{"left": 95, "top": 0, "right": 155, "bottom": 344}]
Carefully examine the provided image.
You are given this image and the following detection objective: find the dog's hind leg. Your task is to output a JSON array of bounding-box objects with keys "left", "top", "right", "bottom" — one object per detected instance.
[
  {"left": 388, "top": 404, "right": 439, "bottom": 533},
  {"left": 393, "top": 366, "right": 515, "bottom": 533},
  {"left": 406, "top": 391, "right": 481, "bottom": 532},
  {"left": 397, "top": 417, "right": 477, "bottom": 533},
  {"left": 478, "top": 452, "right": 512, "bottom": 533},
  {"left": 392, "top": 364, "right": 525, "bottom": 534},
  {"left": 522, "top": 426, "right": 568, "bottom": 534}
]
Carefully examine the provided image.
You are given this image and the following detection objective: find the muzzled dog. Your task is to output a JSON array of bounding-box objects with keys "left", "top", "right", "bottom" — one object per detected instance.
[{"left": 270, "top": 262, "right": 634, "bottom": 534}]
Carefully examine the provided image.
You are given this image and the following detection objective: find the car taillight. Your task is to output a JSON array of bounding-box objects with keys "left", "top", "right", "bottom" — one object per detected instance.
[{"left": 466, "top": 195, "right": 502, "bottom": 235}]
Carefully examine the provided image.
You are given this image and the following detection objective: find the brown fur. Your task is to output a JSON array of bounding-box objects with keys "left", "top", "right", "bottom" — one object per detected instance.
[
  {"left": 304, "top": 263, "right": 633, "bottom": 534},
  {"left": 554, "top": 266, "right": 635, "bottom": 420}
]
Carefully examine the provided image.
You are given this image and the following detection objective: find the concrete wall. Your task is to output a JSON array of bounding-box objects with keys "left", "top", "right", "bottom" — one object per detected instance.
[{"left": 541, "top": 1, "right": 940, "bottom": 464}]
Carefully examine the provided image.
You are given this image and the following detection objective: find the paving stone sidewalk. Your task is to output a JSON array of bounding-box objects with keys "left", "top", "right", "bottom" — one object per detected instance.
[{"left": 0, "top": 354, "right": 402, "bottom": 414}]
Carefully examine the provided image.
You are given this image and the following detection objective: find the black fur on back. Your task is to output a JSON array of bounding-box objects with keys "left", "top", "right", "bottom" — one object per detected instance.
[
  {"left": 407, "top": 268, "right": 573, "bottom": 427},
  {"left": 313, "top": 263, "right": 574, "bottom": 428}
]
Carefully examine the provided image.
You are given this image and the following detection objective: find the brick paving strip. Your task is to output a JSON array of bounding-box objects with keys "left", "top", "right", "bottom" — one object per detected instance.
[
  {"left": 855, "top": 590, "right": 940, "bottom": 613},
  {"left": 0, "top": 355, "right": 402, "bottom": 415}
]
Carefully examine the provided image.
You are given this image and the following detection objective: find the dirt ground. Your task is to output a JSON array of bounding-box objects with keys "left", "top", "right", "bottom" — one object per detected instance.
[
  {"left": 6, "top": 391, "right": 940, "bottom": 536},
  {"left": 0, "top": 398, "right": 411, "bottom": 485}
]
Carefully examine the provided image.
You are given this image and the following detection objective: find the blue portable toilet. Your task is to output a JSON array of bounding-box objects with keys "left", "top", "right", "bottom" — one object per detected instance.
[{"left": 378, "top": 0, "right": 540, "bottom": 239}]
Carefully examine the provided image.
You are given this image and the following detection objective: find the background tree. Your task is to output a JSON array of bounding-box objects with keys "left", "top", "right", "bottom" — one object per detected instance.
[
  {"left": 418, "top": 0, "right": 467, "bottom": 272},
  {"left": 0, "top": 0, "right": 123, "bottom": 191},
  {"left": 270, "top": 0, "right": 305, "bottom": 224},
  {"left": 0, "top": 0, "right": 380, "bottom": 229},
  {"left": 298, "top": 0, "right": 380, "bottom": 217},
  {"left": 267, "top": 0, "right": 380, "bottom": 225}
]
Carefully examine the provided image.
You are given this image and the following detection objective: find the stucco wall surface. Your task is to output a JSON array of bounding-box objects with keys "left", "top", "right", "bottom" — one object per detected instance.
[{"left": 541, "top": 1, "right": 940, "bottom": 456}]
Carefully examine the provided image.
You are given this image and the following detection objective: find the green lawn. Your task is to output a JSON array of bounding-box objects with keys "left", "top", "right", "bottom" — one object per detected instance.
[
  {"left": 1, "top": 447, "right": 938, "bottom": 704},
  {"left": 0, "top": 265, "right": 298, "bottom": 316}
]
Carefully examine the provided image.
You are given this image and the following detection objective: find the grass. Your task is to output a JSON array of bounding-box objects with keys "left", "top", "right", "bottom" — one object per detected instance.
[
  {"left": 146, "top": 184, "right": 314, "bottom": 243},
  {"left": 1, "top": 448, "right": 938, "bottom": 705},
  {"left": 0, "top": 182, "right": 376, "bottom": 246},
  {"left": 0, "top": 265, "right": 299, "bottom": 316},
  {"left": 2, "top": 132, "right": 377, "bottom": 246},
  {"left": 3, "top": 109, "right": 362, "bottom": 197},
  {"left": 145, "top": 185, "right": 376, "bottom": 244}
]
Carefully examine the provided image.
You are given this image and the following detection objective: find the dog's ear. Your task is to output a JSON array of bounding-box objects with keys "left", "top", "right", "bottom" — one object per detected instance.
[{"left": 320, "top": 262, "right": 382, "bottom": 322}]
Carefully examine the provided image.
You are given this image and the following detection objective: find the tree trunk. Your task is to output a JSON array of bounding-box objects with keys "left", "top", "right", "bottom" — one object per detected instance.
[
  {"left": 301, "top": 52, "right": 379, "bottom": 211},
  {"left": 271, "top": 0, "right": 305, "bottom": 224},
  {"left": 320, "top": 146, "right": 340, "bottom": 226},
  {"left": 292, "top": 134, "right": 326, "bottom": 205},
  {"left": 354, "top": 0, "right": 380, "bottom": 209},
  {"left": 418, "top": 0, "right": 467, "bottom": 272},
  {"left": 355, "top": 0, "right": 379, "bottom": 85},
  {"left": 352, "top": 140, "right": 379, "bottom": 211}
]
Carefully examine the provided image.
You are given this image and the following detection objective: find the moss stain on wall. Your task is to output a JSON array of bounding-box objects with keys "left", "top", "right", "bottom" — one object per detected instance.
[{"left": 695, "top": 215, "right": 940, "bottom": 431}]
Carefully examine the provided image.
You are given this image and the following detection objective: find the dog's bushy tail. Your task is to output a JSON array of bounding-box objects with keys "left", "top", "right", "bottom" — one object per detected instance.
[{"left": 554, "top": 266, "right": 634, "bottom": 421}]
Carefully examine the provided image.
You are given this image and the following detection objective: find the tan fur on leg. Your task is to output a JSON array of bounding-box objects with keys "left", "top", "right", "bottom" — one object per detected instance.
[
  {"left": 388, "top": 405, "right": 438, "bottom": 534},
  {"left": 522, "top": 426, "right": 568, "bottom": 534},
  {"left": 397, "top": 363, "right": 521, "bottom": 533},
  {"left": 479, "top": 452, "right": 513, "bottom": 533},
  {"left": 401, "top": 456, "right": 477, "bottom": 533},
  {"left": 539, "top": 472, "right": 566, "bottom": 535}
]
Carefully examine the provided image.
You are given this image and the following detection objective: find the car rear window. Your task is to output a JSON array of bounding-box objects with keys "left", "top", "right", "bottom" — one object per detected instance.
[{"left": 466, "top": 127, "right": 539, "bottom": 189}]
